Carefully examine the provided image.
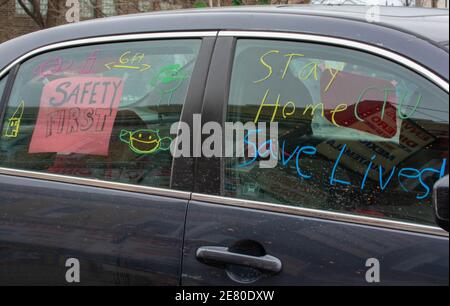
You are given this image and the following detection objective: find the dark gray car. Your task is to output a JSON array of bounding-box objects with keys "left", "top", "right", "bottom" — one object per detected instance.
[{"left": 0, "top": 5, "right": 448, "bottom": 285}]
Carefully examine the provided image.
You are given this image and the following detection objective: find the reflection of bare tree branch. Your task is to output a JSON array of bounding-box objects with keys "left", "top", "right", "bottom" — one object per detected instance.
[
  {"left": 88, "top": 0, "right": 108, "bottom": 17},
  {"left": 127, "top": 1, "right": 148, "bottom": 13},
  {"left": 115, "top": 1, "right": 153, "bottom": 14},
  {"left": 47, "top": 0, "right": 68, "bottom": 28},
  {"left": 31, "top": 0, "right": 46, "bottom": 25},
  {"left": 17, "top": 0, "right": 46, "bottom": 28},
  {"left": 46, "top": 0, "right": 59, "bottom": 20}
]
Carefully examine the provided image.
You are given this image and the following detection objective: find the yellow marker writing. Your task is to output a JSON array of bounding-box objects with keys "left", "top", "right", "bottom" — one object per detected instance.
[
  {"left": 303, "top": 103, "right": 325, "bottom": 118},
  {"left": 254, "top": 89, "right": 280, "bottom": 123},
  {"left": 282, "top": 53, "right": 304, "bottom": 80},
  {"left": 329, "top": 104, "right": 348, "bottom": 127},
  {"left": 106, "top": 51, "right": 151, "bottom": 72},
  {"left": 298, "top": 62, "right": 319, "bottom": 81},
  {"left": 4, "top": 100, "right": 25, "bottom": 138},
  {"left": 325, "top": 68, "right": 340, "bottom": 93},
  {"left": 254, "top": 50, "right": 280, "bottom": 84}
]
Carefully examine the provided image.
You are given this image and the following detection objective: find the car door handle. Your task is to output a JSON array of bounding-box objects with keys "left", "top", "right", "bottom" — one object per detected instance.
[{"left": 196, "top": 246, "right": 282, "bottom": 274}]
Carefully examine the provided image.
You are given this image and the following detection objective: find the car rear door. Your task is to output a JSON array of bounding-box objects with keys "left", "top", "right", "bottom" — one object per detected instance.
[
  {"left": 0, "top": 32, "right": 216, "bottom": 285},
  {"left": 182, "top": 33, "right": 449, "bottom": 286}
]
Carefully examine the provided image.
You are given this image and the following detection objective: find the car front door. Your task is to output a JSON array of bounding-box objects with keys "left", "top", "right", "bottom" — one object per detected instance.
[
  {"left": 182, "top": 34, "right": 449, "bottom": 286},
  {"left": 0, "top": 32, "right": 216, "bottom": 285}
]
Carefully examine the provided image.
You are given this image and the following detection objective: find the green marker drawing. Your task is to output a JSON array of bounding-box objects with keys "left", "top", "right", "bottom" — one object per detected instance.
[
  {"left": 150, "top": 64, "right": 189, "bottom": 105},
  {"left": 120, "top": 129, "right": 172, "bottom": 155},
  {"left": 151, "top": 64, "right": 189, "bottom": 94}
]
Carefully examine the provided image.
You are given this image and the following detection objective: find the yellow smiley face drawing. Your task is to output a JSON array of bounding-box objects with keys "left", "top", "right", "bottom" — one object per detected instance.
[{"left": 120, "top": 129, "right": 172, "bottom": 155}]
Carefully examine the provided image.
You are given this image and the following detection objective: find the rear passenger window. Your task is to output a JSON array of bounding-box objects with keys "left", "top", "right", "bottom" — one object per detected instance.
[
  {"left": 225, "top": 39, "right": 449, "bottom": 225},
  {"left": 0, "top": 39, "right": 201, "bottom": 189}
]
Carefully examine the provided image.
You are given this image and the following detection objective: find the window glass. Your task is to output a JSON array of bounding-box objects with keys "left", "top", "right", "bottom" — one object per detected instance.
[
  {"left": 225, "top": 39, "right": 449, "bottom": 225},
  {"left": 0, "top": 39, "right": 201, "bottom": 189}
]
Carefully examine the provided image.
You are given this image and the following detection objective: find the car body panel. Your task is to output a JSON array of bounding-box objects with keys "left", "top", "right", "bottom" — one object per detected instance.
[
  {"left": 0, "top": 174, "right": 187, "bottom": 285},
  {"left": 182, "top": 201, "right": 449, "bottom": 286}
]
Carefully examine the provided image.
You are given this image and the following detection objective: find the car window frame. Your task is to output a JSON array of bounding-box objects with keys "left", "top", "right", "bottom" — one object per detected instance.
[
  {"left": 193, "top": 31, "right": 449, "bottom": 237},
  {"left": 0, "top": 66, "right": 19, "bottom": 133},
  {"left": 0, "top": 31, "right": 218, "bottom": 199}
]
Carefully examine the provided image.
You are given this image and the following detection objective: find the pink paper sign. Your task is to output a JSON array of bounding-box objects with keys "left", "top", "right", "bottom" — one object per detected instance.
[
  {"left": 29, "top": 77, "right": 124, "bottom": 156},
  {"left": 321, "top": 71, "right": 398, "bottom": 139}
]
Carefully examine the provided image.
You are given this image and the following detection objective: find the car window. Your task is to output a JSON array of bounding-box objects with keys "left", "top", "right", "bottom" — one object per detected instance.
[
  {"left": 224, "top": 39, "right": 449, "bottom": 225},
  {"left": 0, "top": 39, "right": 201, "bottom": 189}
]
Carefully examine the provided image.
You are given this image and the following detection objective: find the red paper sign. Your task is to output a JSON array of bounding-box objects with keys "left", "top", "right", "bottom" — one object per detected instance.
[
  {"left": 321, "top": 71, "right": 398, "bottom": 139},
  {"left": 29, "top": 77, "right": 124, "bottom": 156}
]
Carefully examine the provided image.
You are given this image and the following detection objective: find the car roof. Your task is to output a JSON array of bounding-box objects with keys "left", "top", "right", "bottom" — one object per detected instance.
[
  {"left": 277, "top": 5, "right": 449, "bottom": 45},
  {"left": 0, "top": 5, "right": 448, "bottom": 80},
  {"left": 92, "top": 5, "right": 449, "bottom": 46}
]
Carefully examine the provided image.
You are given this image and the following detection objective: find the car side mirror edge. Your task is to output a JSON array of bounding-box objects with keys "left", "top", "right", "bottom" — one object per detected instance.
[{"left": 434, "top": 175, "right": 449, "bottom": 232}]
